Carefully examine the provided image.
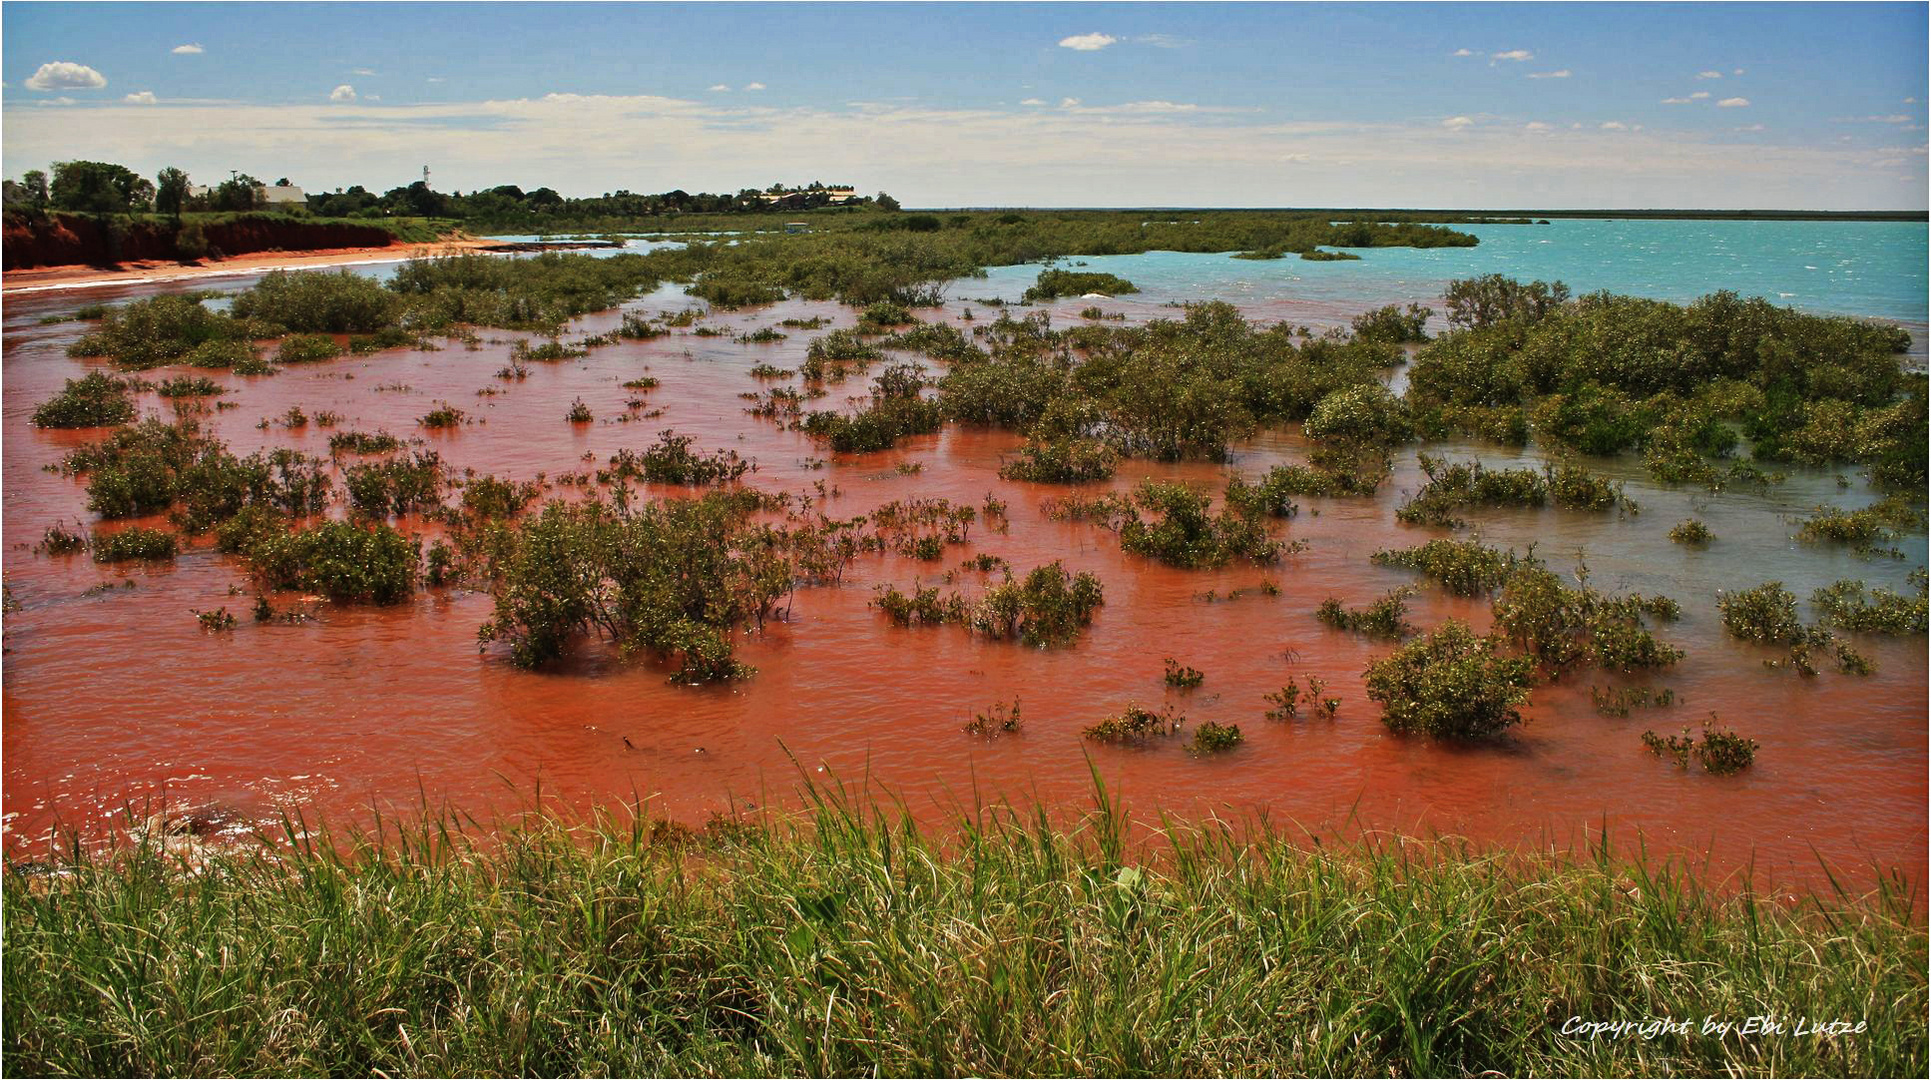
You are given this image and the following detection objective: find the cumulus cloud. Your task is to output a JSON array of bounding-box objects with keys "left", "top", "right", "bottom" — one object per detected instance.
[
  {"left": 329, "top": 84, "right": 356, "bottom": 102},
  {"left": 1492, "top": 49, "right": 1533, "bottom": 61},
  {"left": 707, "top": 84, "right": 731, "bottom": 92},
  {"left": 1600, "top": 121, "right": 1629, "bottom": 130},
  {"left": 123, "top": 90, "right": 157, "bottom": 105},
  {"left": 1692, "top": 91, "right": 1711, "bottom": 99},
  {"left": 1443, "top": 115, "right": 1475, "bottom": 130},
  {"left": 1019, "top": 98, "right": 1046, "bottom": 106},
  {"left": 351, "top": 68, "right": 377, "bottom": 76},
  {"left": 1058, "top": 97, "right": 1081, "bottom": 108},
  {"left": 743, "top": 82, "right": 766, "bottom": 91},
  {"left": 1059, "top": 32, "right": 1117, "bottom": 51},
  {"left": 171, "top": 43, "right": 204, "bottom": 55},
  {"left": 1696, "top": 70, "right": 1723, "bottom": 79},
  {"left": 1717, "top": 97, "right": 1749, "bottom": 107},
  {"left": 24, "top": 61, "right": 106, "bottom": 91},
  {"left": 1524, "top": 121, "right": 1552, "bottom": 131},
  {"left": 1527, "top": 70, "right": 1570, "bottom": 79},
  {"left": 1661, "top": 96, "right": 1694, "bottom": 105},
  {"left": 1452, "top": 48, "right": 1476, "bottom": 57}
]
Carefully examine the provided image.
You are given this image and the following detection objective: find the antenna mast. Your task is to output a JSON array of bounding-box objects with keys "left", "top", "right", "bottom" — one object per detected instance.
[{"left": 422, "top": 165, "right": 431, "bottom": 189}]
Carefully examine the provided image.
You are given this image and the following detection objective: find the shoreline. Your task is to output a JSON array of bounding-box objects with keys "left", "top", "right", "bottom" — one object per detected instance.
[{"left": 1, "top": 238, "right": 499, "bottom": 295}]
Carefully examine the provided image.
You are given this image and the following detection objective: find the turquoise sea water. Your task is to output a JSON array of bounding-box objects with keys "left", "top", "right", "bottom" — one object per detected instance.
[{"left": 957, "top": 218, "right": 1929, "bottom": 329}]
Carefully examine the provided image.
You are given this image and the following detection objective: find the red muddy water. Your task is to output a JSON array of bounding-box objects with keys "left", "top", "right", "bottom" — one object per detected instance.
[{"left": 3, "top": 273, "right": 1925, "bottom": 894}]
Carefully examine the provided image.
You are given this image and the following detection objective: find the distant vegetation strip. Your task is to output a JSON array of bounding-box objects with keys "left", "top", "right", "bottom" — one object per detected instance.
[{"left": 3, "top": 776, "right": 1922, "bottom": 1077}]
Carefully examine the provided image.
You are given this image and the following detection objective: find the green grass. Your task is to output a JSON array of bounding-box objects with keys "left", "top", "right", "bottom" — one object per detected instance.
[{"left": 3, "top": 772, "right": 1922, "bottom": 1077}]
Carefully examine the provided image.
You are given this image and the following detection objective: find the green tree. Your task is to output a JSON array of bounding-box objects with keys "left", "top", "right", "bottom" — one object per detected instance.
[
  {"left": 212, "top": 173, "right": 263, "bottom": 212},
  {"left": 21, "top": 169, "right": 49, "bottom": 211},
  {"left": 875, "top": 190, "right": 902, "bottom": 212},
  {"left": 154, "top": 168, "right": 190, "bottom": 224},
  {"left": 49, "top": 160, "right": 146, "bottom": 214}
]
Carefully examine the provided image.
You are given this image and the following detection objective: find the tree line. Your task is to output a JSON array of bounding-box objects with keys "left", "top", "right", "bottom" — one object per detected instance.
[{"left": 2, "top": 160, "right": 899, "bottom": 225}]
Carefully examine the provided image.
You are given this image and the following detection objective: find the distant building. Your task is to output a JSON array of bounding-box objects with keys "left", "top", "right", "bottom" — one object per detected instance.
[
  {"left": 785, "top": 221, "right": 809, "bottom": 234},
  {"left": 184, "top": 182, "right": 307, "bottom": 207},
  {"left": 756, "top": 187, "right": 864, "bottom": 210}
]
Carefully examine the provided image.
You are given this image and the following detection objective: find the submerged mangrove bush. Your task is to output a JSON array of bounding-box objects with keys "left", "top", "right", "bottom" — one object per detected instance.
[
  {"left": 474, "top": 491, "right": 788, "bottom": 680},
  {"left": 31, "top": 371, "right": 136, "bottom": 428},
  {"left": 1364, "top": 620, "right": 1537, "bottom": 739}
]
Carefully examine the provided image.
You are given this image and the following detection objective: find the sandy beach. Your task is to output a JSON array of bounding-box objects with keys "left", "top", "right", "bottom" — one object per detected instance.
[{"left": 1, "top": 237, "right": 500, "bottom": 294}]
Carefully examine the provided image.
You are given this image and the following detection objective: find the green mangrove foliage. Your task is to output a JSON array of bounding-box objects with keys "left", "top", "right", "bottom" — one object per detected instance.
[
  {"left": 1022, "top": 269, "right": 1139, "bottom": 302},
  {"left": 1365, "top": 620, "right": 1537, "bottom": 739},
  {"left": 1371, "top": 538, "right": 1527, "bottom": 597},
  {"left": 1409, "top": 283, "right": 1922, "bottom": 490},
  {"left": 1489, "top": 564, "right": 1683, "bottom": 675},
  {"left": 997, "top": 438, "right": 1118, "bottom": 483},
  {"left": 1717, "top": 581, "right": 1874, "bottom": 676},
  {"left": 474, "top": 491, "right": 788, "bottom": 680},
  {"left": 90, "top": 527, "right": 177, "bottom": 563},
  {"left": 62, "top": 419, "right": 328, "bottom": 528},
  {"left": 1082, "top": 703, "right": 1186, "bottom": 744},
  {"left": 938, "top": 303, "right": 1400, "bottom": 462},
  {"left": 242, "top": 520, "right": 420, "bottom": 605},
  {"left": 1396, "top": 455, "right": 1629, "bottom": 528},
  {"left": 1316, "top": 588, "right": 1416, "bottom": 640},
  {"left": 1811, "top": 573, "right": 1928, "bottom": 635},
  {"left": 1112, "top": 480, "right": 1280, "bottom": 569},
  {"left": 1349, "top": 303, "right": 1433, "bottom": 344},
  {"left": 31, "top": 371, "right": 135, "bottom": 428},
  {"left": 601, "top": 431, "right": 753, "bottom": 486},
  {"left": 1644, "top": 721, "right": 1759, "bottom": 775},
  {"left": 802, "top": 363, "right": 943, "bottom": 453},
  {"left": 875, "top": 562, "right": 1104, "bottom": 647}
]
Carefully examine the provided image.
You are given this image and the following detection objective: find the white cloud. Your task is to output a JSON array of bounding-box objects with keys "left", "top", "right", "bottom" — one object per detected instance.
[
  {"left": 123, "top": 90, "right": 157, "bottom": 105},
  {"left": 1734, "top": 124, "right": 1766, "bottom": 132},
  {"left": 365, "top": 94, "right": 381, "bottom": 102},
  {"left": 171, "top": 43, "right": 204, "bottom": 55},
  {"left": 1527, "top": 70, "right": 1570, "bottom": 79},
  {"left": 1600, "top": 121, "right": 1629, "bottom": 130},
  {"left": 329, "top": 84, "right": 356, "bottom": 102},
  {"left": 743, "top": 82, "right": 766, "bottom": 91},
  {"left": 1443, "top": 115, "right": 1475, "bottom": 130},
  {"left": 1492, "top": 49, "right": 1533, "bottom": 62},
  {"left": 1059, "top": 32, "right": 1118, "bottom": 51},
  {"left": 1019, "top": 98, "right": 1046, "bottom": 107},
  {"left": 24, "top": 61, "right": 106, "bottom": 91},
  {"left": 1906, "top": 97, "right": 1919, "bottom": 104},
  {"left": 427, "top": 76, "right": 446, "bottom": 83},
  {"left": 1661, "top": 96, "right": 1694, "bottom": 105},
  {"left": 1692, "top": 91, "right": 1711, "bottom": 100},
  {"left": 1834, "top": 114, "right": 1913, "bottom": 123},
  {"left": 1452, "top": 48, "right": 1475, "bottom": 57},
  {"left": 1058, "top": 97, "right": 1081, "bottom": 108},
  {"left": 1717, "top": 97, "right": 1749, "bottom": 108},
  {"left": 1136, "top": 34, "right": 1189, "bottom": 48},
  {"left": 1524, "top": 121, "right": 1552, "bottom": 131},
  {"left": 1733, "top": 68, "right": 1745, "bottom": 76},
  {"left": 4, "top": 89, "right": 1920, "bottom": 212},
  {"left": 351, "top": 68, "right": 377, "bottom": 76},
  {"left": 707, "top": 84, "right": 731, "bottom": 92},
  {"left": 1696, "top": 70, "right": 1723, "bottom": 79}
]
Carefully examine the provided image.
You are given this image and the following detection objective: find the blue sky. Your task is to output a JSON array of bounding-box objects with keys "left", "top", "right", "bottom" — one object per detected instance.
[{"left": 2, "top": 2, "right": 1925, "bottom": 208}]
